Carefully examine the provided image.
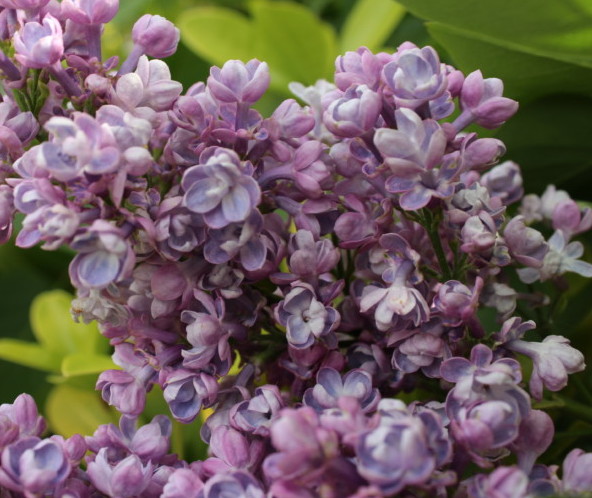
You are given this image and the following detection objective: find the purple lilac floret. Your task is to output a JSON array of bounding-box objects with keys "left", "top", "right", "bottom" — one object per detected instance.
[{"left": 0, "top": 6, "right": 591, "bottom": 496}]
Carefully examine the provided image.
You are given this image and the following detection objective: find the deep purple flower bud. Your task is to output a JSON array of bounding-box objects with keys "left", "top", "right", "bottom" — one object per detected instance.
[
  {"left": 229, "top": 385, "right": 284, "bottom": 436},
  {"left": 323, "top": 85, "right": 381, "bottom": 137},
  {"left": 13, "top": 14, "right": 63, "bottom": 69},
  {"left": 562, "top": 449, "right": 592, "bottom": 494},
  {"left": 132, "top": 14, "right": 179, "bottom": 58},
  {"left": 275, "top": 283, "right": 340, "bottom": 349},
  {"left": 480, "top": 161, "right": 523, "bottom": 206},
  {"left": 455, "top": 70, "right": 518, "bottom": 130},
  {"left": 504, "top": 216, "right": 548, "bottom": 268},
  {"left": 61, "top": 0, "right": 119, "bottom": 24},
  {"left": 182, "top": 147, "right": 261, "bottom": 229},
  {"left": 200, "top": 470, "right": 265, "bottom": 498},
  {"left": 303, "top": 367, "right": 379, "bottom": 413},
  {"left": 208, "top": 59, "right": 270, "bottom": 104},
  {"left": 506, "top": 335, "right": 585, "bottom": 400},
  {"left": 69, "top": 220, "right": 135, "bottom": 289},
  {"left": 162, "top": 369, "right": 219, "bottom": 423},
  {"left": 0, "top": 437, "right": 70, "bottom": 495},
  {"left": 383, "top": 45, "right": 447, "bottom": 106},
  {"left": 87, "top": 448, "right": 153, "bottom": 497}
]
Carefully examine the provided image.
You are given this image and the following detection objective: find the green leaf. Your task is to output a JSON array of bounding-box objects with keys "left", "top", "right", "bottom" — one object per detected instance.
[
  {"left": 249, "top": 0, "right": 337, "bottom": 88},
  {"left": 494, "top": 95, "right": 592, "bottom": 194},
  {"left": 178, "top": 6, "right": 255, "bottom": 66},
  {"left": 340, "top": 0, "right": 405, "bottom": 52},
  {"left": 0, "top": 339, "right": 62, "bottom": 372},
  {"left": 396, "top": 0, "right": 592, "bottom": 68},
  {"left": 61, "top": 353, "right": 117, "bottom": 378},
  {"left": 45, "top": 384, "right": 117, "bottom": 437},
  {"left": 30, "top": 290, "right": 103, "bottom": 356},
  {"left": 426, "top": 22, "right": 592, "bottom": 103},
  {"left": 178, "top": 1, "right": 337, "bottom": 94}
]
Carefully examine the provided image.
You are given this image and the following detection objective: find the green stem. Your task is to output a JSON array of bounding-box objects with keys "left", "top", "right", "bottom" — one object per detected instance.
[
  {"left": 553, "top": 394, "right": 592, "bottom": 424},
  {"left": 422, "top": 209, "right": 453, "bottom": 281}
]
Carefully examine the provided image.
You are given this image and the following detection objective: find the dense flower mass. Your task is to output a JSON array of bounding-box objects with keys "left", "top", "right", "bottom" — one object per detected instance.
[{"left": 0, "top": 2, "right": 591, "bottom": 497}]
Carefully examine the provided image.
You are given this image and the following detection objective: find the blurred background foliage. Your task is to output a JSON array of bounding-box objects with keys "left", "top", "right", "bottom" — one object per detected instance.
[{"left": 2, "top": 0, "right": 592, "bottom": 452}]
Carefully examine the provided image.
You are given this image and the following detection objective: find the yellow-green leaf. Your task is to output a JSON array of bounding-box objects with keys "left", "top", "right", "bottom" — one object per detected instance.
[
  {"left": 61, "top": 353, "right": 117, "bottom": 378},
  {"left": 0, "top": 339, "right": 62, "bottom": 372}
]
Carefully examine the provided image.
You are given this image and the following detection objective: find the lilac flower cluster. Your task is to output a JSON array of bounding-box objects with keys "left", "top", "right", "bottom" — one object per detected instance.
[{"left": 0, "top": 1, "right": 591, "bottom": 496}]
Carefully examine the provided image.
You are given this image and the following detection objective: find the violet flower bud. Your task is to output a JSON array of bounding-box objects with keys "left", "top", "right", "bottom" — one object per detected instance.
[
  {"left": 465, "top": 466, "right": 530, "bottom": 498},
  {"left": 480, "top": 161, "right": 524, "bottom": 206},
  {"left": 334, "top": 46, "right": 384, "bottom": 91},
  {"left": 208, "top": 59, "right": 270, "bottom": 104},
  {"left": 552, "top": 199, "right": 592, "bottom": 238},
  {"left": 132, "top": 14, "right": 179, "bottom": 58},
  {"left": 0, "top": 0, "right": 50, "bottom": 9},
  {"left": 0, "top": 185, "right": 14, "bottom": 244},
  {"left": 0, "top": 393, "right": 46, "bottom": 442},
  {"left": 455, "top": 70, "right": 518, "bottom": 130},
  {"left": 161, "top": 467, "right": 204, "bottom": 498},
  {"left": 504, "top": 216, "right": 548, "bottom": 268},
  {"left": 432, "top": 277, "right": 483, "bottom": 327},
  {"left": 562, "top": 449, "right": 592, "bottom": 494},
  {"left": 87, "top": 448, "right": 153, "bottom": 497},
  {"left": 13, "top": 14, "right": 64, "bottom": 69},
  {"left": 509, "top": 410, "right": 554, "bottom": 474},
  {"left": 96, "top": 369, "right": 148, "bottom": 417}
]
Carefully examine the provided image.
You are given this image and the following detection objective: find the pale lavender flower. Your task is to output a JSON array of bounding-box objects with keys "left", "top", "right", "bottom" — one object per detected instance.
[
  {"left": 16, "top": 203, "right": 79, "bottom": 249},
  {"left": 275, "top": 283, "right": 340, "bottom": 349},
  {"left": 199, "top": 470, "right": 265, "bottom": 498},
  {"left": 323, "top": 84, "right": 381, "bottom": 137},
  {"left": 61, "top": 0, "right": 119, "bottom": 24},
  {"left": 13, "top": 14, "right": 63, "bottom": 69},
  {"left": 96, "top": 370, "right": 148, "bottom": 417},
  {"left": 505, "top": 335, "right": 585, "bottom": 400},
  {"left": 463, "top": 466, "right": 530, "bottom": 498},
  {"left": 480, "top": 161, "right": 523, "bottom": 206},
  {"left": 562, "top": 449, "right": 592, "bottom": 494},
  {"left": 0, "top": 437, "right": 70, "bottom": 495},
  {"left": 552, "top": 199, "right": 592, "bottom": 238},
  {"left": 204, "top": 426, "right": 265, "bottom": 476},
  {"left": 334, "top": 47, "right": 384, "bottom": 91},
  {"left": 303, "top": 367, "right": 380, "bottom": 413},
  {"left": 267, "top": 98, "right": 315, "bottom": 139},
  {"left": 0, "top": 394, "right": 46, "bottom": 445},
  {"left": 282, "top": 229, "right": 340, "bottom": 281},
  {"left": 0, "top": 0, "right": 50, "bottom": 8},
  {"left": 432, "top": 277, "right": 483, "bottom": 327},
  {"left": 161, "top": 467, "right": 204, "bottom": 498},
  {"left": 162, "top": 369, "right": 219, "bottom": 423},
  {"left": 69, "top": 220, "right": 135, "bottom": 289},
  {"left": 208, "top": 59, "right": 270, "bottom": 104},
  {"left": 356, "top": 400, "right": 450, "bottom": 495},
  {"left": 182, "top": 147, "right": 261, "bottom": 229},
  {"left": 517, "top": 229, "right": 592, "bottom": 283},
  {"left": 87, "top": 448, "right": 153, "bottom": 497},
  {"left": 229, "top": 385, "right": 284, "bottom": 436},
  {"left": 382, "top": 45, "right": 447, "bottom": 107},
  {"left": 391, "top": 331, "right": 447, "bottom": 377}
]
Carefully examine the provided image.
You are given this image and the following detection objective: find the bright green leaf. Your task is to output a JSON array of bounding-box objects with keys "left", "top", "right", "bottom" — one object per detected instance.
[
  {"left": 249, "top": 0, "right": 337, "bottom": 88},
  {"left": 396, "top": 0, "right": 592, "bottom": 69},
  {"left": 340, "top": 0, "right": 405, "bottom": 52},
  {"left": 426, "top": 22, "right": 592, "bottom": 103},
  {"left": 30, "top": 290, "right": 102, "bottom": 356},
  {"left": 45, "top": 384, "right": 117, "bottom": 437},
  {"left": 178, "top": 1, "right": 337, "bottom": 94},
  {"left": 178, "top": 7, "right": 256, "bottom": 67},
  {"left": 0, "top": 339, "right": 62, "bottom": 372},
  {"left": 61, "top": 353, "right": 117, "bottom": 378}
]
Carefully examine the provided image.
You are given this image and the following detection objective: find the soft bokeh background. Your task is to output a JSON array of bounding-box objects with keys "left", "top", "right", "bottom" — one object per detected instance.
[{"left": 2, "top": 0, "right": 592, "bottom": 462}]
